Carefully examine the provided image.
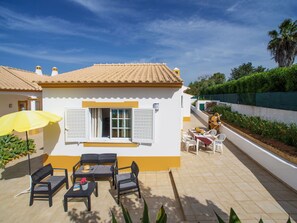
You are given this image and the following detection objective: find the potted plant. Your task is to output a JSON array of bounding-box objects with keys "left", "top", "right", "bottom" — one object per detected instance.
[{"left": 80, "top": 177, "right": 88, "bottom": 191}]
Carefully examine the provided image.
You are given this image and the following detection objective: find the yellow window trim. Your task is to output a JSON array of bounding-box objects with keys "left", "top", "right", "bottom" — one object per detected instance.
[
  {"left": 82, "top": 101, "right": 138, "bottom": 108},
  {"left": 83, "top": 142, "right": 139, "bottom": 147}
]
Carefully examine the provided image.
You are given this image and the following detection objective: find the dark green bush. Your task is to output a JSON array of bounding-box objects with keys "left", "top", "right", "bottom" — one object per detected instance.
[
  {"left": 204, "top": 64, "right": 297, "bottom": 94},
  {"left": 211, "top": 105, "right": 297, "bottom": 149},
  {"left": 0, "top": 134, "right": 35, "bottom": 168}
]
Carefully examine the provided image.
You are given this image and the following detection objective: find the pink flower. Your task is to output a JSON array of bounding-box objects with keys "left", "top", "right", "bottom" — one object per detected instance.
[{"left": 80, "top": 177, "right": 87, "bottom": 185}]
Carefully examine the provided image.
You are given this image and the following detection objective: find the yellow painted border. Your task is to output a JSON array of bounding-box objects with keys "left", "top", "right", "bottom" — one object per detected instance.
[
  {"left": 183, "top": 116, "right": 191, "bottom": 122},
  {"left": 82, "top": 101, "right": 138, "bottom": 108},
  {"left": 83, "top": 142, "right": 139, "bottom": 147},
  {"left": 44, "top": 155, "right": 180, "bottom": 171}
]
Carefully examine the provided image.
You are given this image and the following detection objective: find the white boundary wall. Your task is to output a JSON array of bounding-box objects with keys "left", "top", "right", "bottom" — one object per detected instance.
[
  {"left": 191, "top": 105, "right": 297, "bottom": 191},
  {"left": 221, "top": 102, "right": 297, "bottom": 125}
]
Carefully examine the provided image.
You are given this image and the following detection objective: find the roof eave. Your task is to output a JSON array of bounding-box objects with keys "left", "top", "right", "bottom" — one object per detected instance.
[{"left": 38, "top": 82, "right": 183, "bottom": 88}]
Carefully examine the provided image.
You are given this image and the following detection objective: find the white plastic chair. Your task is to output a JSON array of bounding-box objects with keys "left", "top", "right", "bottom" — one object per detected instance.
[
  {"left": 182, "top": 135, "right": 196, "bottom": 153},
  {"left": 213, "top": 134, "right": 226, "bottom": 154},
  {"left": 205, "top": 129, "right": 217, "bottom": 137}
]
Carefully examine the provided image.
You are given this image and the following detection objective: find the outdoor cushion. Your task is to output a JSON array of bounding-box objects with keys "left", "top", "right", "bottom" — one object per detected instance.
[
  {"left": 98, "top": 153, "right": 117, "bottom": 164},
  {"left": 31, "top": 164, "right": 53, "bottom": 183},
  {"left": 34, "top": 176, "right": 66, "bottom": 192},
  {"left": 116, "top": 173, "right": 137, "bottom": 190},
  {"left": 81, "top": 154, "right": 100, "bottom": 164},
  {"left": 93, "top": 165, "right": 114, "bottom": 177}
]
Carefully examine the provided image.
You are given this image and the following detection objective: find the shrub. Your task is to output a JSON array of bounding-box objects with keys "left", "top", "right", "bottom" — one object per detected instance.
[
  {"left": 204, "top": 64, "right": 297, "bottom": 94},
  {"left": 0, "top": 134, "right": 35, "bottom": 168},
  {"left": 212, "top": 105, "right": 297, "bottom": 149}
]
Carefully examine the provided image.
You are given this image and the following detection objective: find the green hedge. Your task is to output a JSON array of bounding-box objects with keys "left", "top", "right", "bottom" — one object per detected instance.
[
  {"left": 212, "top": 106, "right": 297, "bottom": 149},
  {"left": 203, "top": 64, "right": 297, "bottom": 94},
  {"left": 0, "top": 134, "right": 35, "bottom": 168}
]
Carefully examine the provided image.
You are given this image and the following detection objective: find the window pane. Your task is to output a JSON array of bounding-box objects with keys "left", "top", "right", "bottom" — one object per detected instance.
[
  {"left": 112, "top": 129, "right": 118, "bottom": 137},
  {"left": 125, "top": 109, "right": 131, "bottom": 118},
  {"left": 119, "top": 129, "right": 125, "bottom": 138},
  {"left": 119, "top": 110, "right": 124, "bottom": 118},
  {"left": 126, "top": 129, "right": 131, "bottom": 138},
  {"left": 112, "top": 110, "right": 117, "bottom": 118},
  {"left": 119, "top": 119, "right": 124, "bottom": 127},
  {"left": 112, "top": 119, "right": 117, "bottom": 128},
  {"left": 125, "top": 120, "right": 131, "bottom": 128}
]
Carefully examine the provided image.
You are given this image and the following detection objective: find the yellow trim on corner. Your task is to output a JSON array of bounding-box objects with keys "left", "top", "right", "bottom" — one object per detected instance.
[
  {"left": 43, "top": 155, "right": 180, "bottom": 171},
  {"left": 183, "top": 116, "right": 191, "bottom": 122},
  {"left": 83, "top": 142, "right": 139, "bottom": 147},
  {"left": 82, "top": 101, "right": 138, "bottom": 108}
]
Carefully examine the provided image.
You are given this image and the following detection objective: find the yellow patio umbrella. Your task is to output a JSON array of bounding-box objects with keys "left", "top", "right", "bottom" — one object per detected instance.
[{"left": 0, "top": 110, "right": 62, "bottom": 175}]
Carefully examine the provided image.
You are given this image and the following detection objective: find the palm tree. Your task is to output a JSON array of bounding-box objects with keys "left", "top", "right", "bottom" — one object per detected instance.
[{"left": 267, "top": 18, "right": 297, "bottom": 67}]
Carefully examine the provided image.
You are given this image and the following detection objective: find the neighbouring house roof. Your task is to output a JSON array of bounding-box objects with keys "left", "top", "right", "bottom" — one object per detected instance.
[
  {"left": 0, "top": 66, "right": 49, "bottom": 91},
  {"left": 38, "top": 63, "right": 183, "bottom": 88}
]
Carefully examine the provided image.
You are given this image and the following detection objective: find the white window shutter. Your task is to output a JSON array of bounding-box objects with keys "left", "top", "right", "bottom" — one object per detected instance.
[
  {"left": 65, "top": 108, "right": 88, "bottom": 142},
  {"left": 132, "top": 108, "right": 154, "bottom": 143}
]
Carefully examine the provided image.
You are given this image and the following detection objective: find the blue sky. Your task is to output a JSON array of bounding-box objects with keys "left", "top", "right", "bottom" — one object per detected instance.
[{"left": 0, "top": 0, "right": 296, "bottom": 85}]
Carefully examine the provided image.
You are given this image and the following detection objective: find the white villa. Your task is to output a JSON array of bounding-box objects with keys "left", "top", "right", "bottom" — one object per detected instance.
[{"left": 37, "top": 63, "right": 186, "bottom": 171}]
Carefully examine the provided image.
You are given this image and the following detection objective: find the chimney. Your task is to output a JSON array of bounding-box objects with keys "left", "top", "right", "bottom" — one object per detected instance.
[
  {"left": 173, "top": 67, "right": 180, "bottom": 76},
  {"left": 35, "top": 65, "right": 43, "bottom": 75},
  {"left": 51, "top": 67, "right": 58, "bottom": 76}
]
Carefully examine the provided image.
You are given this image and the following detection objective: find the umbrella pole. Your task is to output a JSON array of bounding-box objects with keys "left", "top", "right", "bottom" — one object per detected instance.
[
  {"left": 26, "top": 131, "right": 31, "bottom": 175},
  {"left": 15, "top": 131, "right": 32, "bottom": 197}
]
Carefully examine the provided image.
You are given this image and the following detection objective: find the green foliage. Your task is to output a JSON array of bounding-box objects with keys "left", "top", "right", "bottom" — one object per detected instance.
[
  {"left": 112, "top": 199, "right": 167, "bottom": 223},
  {"left": 229, "top": 62, "right": 267, "bottom": 81},
  {"left": 0, "top": 134, "right": 35, "bottom": 168},
  {"left": 211, "top": 106, "right": 297, "bottom": 149},
  {"left": 215, "top": 208, "right": 292, "bottom": 223},
  {"left": 141, "top": 199, "right": 150, "bottom": 222},
  {"left": 186, "top": 72, "right": 226, "bottom": 96},
  {"left": 155, "top": 206, "right": 167, "bottom": 223},
  {"left": 267, "top": 18, "right": 297, "bottom": 67},
  {"left": 203, "top": 64, "right": 297, "bottom": 94}
]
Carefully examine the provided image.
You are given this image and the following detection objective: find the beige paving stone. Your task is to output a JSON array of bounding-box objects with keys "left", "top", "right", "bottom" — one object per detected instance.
[{"left": 256, "top": 200, "right": 286, "bottom": 214}]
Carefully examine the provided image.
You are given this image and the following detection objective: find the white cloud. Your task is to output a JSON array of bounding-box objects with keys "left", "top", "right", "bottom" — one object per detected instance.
[
  {"left": 0, "top": 6, "right": 108, "bottom": 39},
  {"left": 0, "top": 44, "right": 120, "bottom": 64},
  {"left": 68, "top": 0, "right": 135, "bottom": 16},
  {"left": 128, "top": 17, "right": 276, "bottom": 83}
]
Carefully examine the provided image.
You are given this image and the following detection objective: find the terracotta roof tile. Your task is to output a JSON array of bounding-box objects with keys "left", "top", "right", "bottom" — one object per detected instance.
[
  {"left": 39, "top": 63, "right": 183, "bottom": 87},
  {"left": 0, "top": 66, "right": 50, "bottom": 91}
]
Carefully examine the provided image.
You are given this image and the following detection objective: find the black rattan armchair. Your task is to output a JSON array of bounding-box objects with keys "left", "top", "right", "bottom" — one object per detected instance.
[{"left": 114, "top": 161, "right": 141, "bottom": 204}]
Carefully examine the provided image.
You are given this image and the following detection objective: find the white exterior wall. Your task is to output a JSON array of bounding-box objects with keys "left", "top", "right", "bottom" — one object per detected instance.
[
  {"left": 192, "top": 106, "right": 297, "bottom": 191},
  {"left": 223, "top": 103, "right": 297, "bottom": 125},
  {"left": 43, "top": 87, "right": 182, "bottom": 157},
  {"left": 182, "top": 93, "right": 192, "bottom": 118},
  {"left": 0, "top": 92, "right": 42, "bottom": 116}
]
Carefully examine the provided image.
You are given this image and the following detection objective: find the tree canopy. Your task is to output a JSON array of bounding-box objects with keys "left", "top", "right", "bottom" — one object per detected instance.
[
  {"left": 186, "top": 72, "right": 225, "bottom": 96},
  {"left": 267, "top": 18, "right": 297, "bottom": 67},
  {"left": 229, "top": 62, "right": 267, "bottom": 80}
]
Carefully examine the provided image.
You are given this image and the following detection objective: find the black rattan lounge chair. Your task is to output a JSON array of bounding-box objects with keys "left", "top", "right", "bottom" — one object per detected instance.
[{"left": 114, "top": 161, "right": 141, "bottom": 204}]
